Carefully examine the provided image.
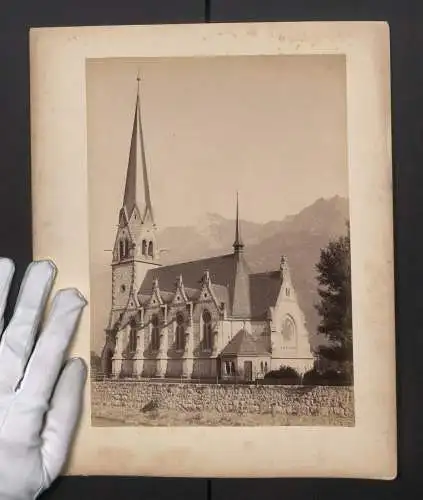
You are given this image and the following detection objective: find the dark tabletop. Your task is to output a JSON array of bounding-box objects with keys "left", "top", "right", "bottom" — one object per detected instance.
[{"left": 0, "top": 1, "right": 420, "bottom": 499}]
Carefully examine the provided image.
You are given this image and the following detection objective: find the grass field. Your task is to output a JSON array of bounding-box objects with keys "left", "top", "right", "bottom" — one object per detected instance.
[{"left": 91, "top": 406, "right": 354, "bottom": 427}]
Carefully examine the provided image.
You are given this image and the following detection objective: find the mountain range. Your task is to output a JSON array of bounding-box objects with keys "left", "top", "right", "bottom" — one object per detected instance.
[{"left": 155, "top": 195, "right": 350, "bottom": 351}]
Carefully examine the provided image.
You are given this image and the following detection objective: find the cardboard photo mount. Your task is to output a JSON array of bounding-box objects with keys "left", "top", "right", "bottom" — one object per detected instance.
[{"left": 29, "top": 21, "right": 396, "bottom": 479}]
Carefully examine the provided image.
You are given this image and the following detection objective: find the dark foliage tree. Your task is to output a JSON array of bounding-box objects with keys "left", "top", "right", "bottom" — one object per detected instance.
[
  {"left": 302, "top": 366, "right": 352, "bottom": 387},
  {"left": 261, "top": 366, "right": 302, "bottom": 385},
  {"left": 315, "top": 222, "right": 353, "bottom": 381}
]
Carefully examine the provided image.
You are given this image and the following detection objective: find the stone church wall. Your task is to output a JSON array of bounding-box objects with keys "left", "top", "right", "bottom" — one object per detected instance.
[{"left": 92, "top": 381, "right": 354, "bottom": 418}]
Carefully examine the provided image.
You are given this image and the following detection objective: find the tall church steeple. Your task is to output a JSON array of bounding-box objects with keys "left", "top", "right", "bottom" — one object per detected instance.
[
  {"left": 233, "top": 191, "right": 244, "bottom": 253},
  {"left": 231, "top": 193, "right": 251, "bottom": 318},
  {"left": 122, "top": 75, "right": 155, "bottom": 226},
  {"left": 109, "top": 75, "right": 161, "bottom": 328}
]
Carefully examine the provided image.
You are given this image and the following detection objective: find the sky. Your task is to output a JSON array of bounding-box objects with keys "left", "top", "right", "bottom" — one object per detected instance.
[{"left": 86, "top": 54, "right": 348, "bottom": 353}]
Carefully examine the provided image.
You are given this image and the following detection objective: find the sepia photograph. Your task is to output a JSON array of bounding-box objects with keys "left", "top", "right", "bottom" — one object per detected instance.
[{"left": 87, "top": 55, "right": 354, "bottom": 427}]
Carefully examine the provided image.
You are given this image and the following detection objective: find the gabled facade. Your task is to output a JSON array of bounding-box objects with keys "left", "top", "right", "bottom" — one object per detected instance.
[{"left": 100, "top": 79, "right": 314, "bottom": 381}]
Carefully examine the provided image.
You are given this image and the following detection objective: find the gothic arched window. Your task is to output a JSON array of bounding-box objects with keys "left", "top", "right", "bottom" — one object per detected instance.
[
  {"left": 119, "top": 240, "right": 125, "bottom": 260},
  {"left": 202, "top": 309, "right": 212, "bottom": 350},
  {"left": 148, "top": 241, "right": 154, "bottom": 258},
  {"left": 125, "top": 238, "right": 130, "bottom": 258},
  {"left": 175, "top": 313, "right": 185, "bottom": 351},
  {"left": 282, "top": 316, "right": 296, "bottom": 345},
  {"left": 225, "top": 361, "right": 231, "bottom": 375},
  {"left": 129, "top": 328, "right": 137, "bottom": 353},
  {"left": 151, "top": 315, "right": 160, "bottom": 350},
  {"left": 142, "top": 239, "right": 147, "bottom": 256}
]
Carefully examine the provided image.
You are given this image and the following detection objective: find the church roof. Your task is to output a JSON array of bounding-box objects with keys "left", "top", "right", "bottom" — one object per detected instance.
[
  {"left": 137, "top": 254, "right": 281, "bottom": 319},
  {"left": 220, "top": 329, "right": 271, "bottom": 356},
  {"left": 249, "top": 270, "right": 282, "bottom": 318},
  {"left": 140, "top": 254, "right": 235, "bottom": 292}
]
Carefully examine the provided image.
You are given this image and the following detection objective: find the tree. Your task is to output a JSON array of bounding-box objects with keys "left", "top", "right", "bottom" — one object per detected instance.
[{"left": 314, "top": 222, "right": 353, "bottom": 380}]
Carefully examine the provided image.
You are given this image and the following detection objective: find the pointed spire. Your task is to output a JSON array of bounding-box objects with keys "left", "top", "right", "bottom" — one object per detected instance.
[
  {"left": 280, "top": 255, "right": 288, "bottom": 271},
  {"left": 233, "top": 191, "right": 244, "bottom": 253},
  {"left": 201, "top": 269, "right": 211, "bottom": 285},
  {"left": 280, "top": 255, "right": 291, "bottom": 278},
  {"left": 176, "top": 274, "right": 183, "bottom": 288},
  {"left": 280, "top": 255, "right": 293, "bottom": 285},
  {"left": 122, "top": 74, "right": 155, "bottom": 225}
]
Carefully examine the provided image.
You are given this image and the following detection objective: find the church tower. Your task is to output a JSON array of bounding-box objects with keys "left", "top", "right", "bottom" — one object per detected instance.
[{"left": 108, "top": 76, "right": 161, "bottom": 331}]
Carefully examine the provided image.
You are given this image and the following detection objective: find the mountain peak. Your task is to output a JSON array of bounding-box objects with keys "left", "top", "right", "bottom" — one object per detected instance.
[
  {"left": 281, "top": 196, "right": 349, "bottom": 235},
  {"left": 195, "top": 212, "right": 228, "bottom": 227}
]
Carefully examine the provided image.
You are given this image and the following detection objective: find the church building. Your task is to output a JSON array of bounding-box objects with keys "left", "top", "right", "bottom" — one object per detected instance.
[{"left": 100, "top": 80, "right": 314, "bottom": 382}]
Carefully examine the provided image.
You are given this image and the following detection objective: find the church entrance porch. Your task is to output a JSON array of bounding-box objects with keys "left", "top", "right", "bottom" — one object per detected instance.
[
  {"left": 220, "top": 355, "right": 270, "bottom": 382},
  {"left": 219, "top": 328, "right": 272, "bottom": 382}
]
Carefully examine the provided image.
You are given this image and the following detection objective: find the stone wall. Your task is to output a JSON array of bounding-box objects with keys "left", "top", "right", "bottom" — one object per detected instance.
[{"left": 92, "top": 381, "right": 354, "bottom": 418}]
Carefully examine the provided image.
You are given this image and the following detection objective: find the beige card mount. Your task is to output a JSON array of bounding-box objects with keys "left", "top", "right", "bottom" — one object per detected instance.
[{"left": 29, "top": 22, "right": 396, "bottom": 479}]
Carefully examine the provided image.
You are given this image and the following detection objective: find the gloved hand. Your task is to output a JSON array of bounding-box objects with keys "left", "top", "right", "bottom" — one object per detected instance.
[{"left": 0, "top": 258, "right": 87, "bottom": 499}]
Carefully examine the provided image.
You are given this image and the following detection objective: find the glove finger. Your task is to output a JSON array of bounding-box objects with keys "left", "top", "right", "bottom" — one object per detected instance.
[
  {"left": 18, "top": 287, "right": 86, "bottom": 403},
  {"left": 0, "top": 258, "right": 15, "bottom": 333},
  {"left": 0, "top": 260, "right": 56, "bottom": 393},
  {"left": 41, "top": 357, "right": 87, "bottom": 484}
]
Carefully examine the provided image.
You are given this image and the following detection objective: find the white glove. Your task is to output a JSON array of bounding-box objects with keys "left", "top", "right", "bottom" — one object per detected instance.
[{"left": 0, "top": 258, "right": 87, "bottom": 500}]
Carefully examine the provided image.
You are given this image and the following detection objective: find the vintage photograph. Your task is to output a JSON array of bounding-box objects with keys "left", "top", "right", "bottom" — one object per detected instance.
[
  {"left": 88, "top": 54, "right": 354, "bottom": 427},
  {"left": 30, "top": 21, "right": 395, "bottom": 477}
]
